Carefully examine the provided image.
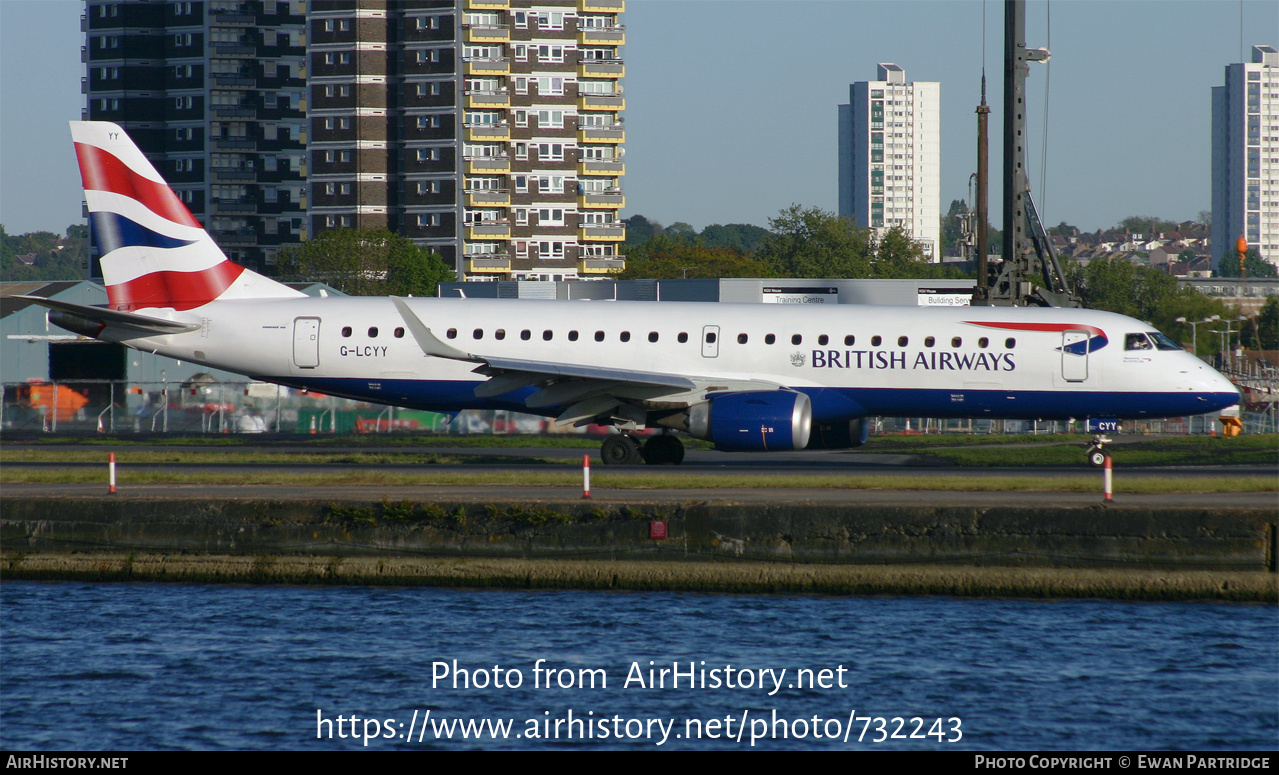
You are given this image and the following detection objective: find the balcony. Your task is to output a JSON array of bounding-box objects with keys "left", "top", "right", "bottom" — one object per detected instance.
[
  {"left": 464, "top": 24, "right": 510, "bottom": 43},
  {"left": 211, "top": 167, "right": 257, "bottom": 182},
  {"left": 212, "top": 137, "right": 256, "bottom": 150},
  {"left": 578, "top": 0, "right": 625, "bottom": 11},
  {"left": 578, "top": 125, "right": 625, "bottom": 144},
  {"left": 578, "top": 224, "right": 625, "bottom": 242},
  {"left": 209, "top": 10, "right": 255, "bottom": 26},
  {"left": 578, "top": 192, "right": 624, "bottom": 209},
  {"left": 465, "top": 156, "right": 510, "bottom": 174},
  {"left": 465, "top": 189, "right": 511, "bottom": 207},
  {"left": 213, "top": 105, "right": 257, "bottom": 118},
  {"left": 577, "top": 25, "right": 625, "bottom": 45},
  {"left": 465, "top": 0, "right": 510, "bottom": 9},
  {"left": 577, "top": 159, "right": 624, "bottom": 176},
  {"left": 210, "top": 198, "right": 255, "bottom": 214},
  {"left": 464, "top": 57, "right": 510, "bottom": 76},
  {"left": 577, "top": 93, "right": 624, "bottom": 111},
  {"left": 464, "top": 255, "right": 512, "bottom": 274},
  {"left": 577, "top": 60, "right": 624, "bottom": 78},
  {"left": 465, "top": 90, "right": 510, "bottom": 109},
  {"left": 213, "top": 228, "right": 257, "bottom": 245},
  {"left": 464, "top": 123, "right": 510, "bottom": 142},
  {"left": 577, "top": 257, "right": 625, "bottom": 275},
  {"left": 466, "top": 221, "right": 511, "bottom": 240}
]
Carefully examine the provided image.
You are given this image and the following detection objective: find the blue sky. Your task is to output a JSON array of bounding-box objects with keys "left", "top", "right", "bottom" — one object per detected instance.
[{"left": 1, "top": 0, "right": 1276, "bottom": 237}]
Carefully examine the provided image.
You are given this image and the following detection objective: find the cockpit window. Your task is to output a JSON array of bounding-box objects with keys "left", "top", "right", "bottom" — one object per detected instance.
[
  {"left": 1124, "top": 333, "right": 1153, "bottom": 351},
  {"left": 1147, "top": 331, "right": 1182, "bottom": 351}
]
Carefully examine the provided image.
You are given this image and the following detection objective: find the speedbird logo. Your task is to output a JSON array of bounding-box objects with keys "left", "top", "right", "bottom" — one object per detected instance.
[{"left": 964, "top": 321, "right": 1109, "bottom": 355}]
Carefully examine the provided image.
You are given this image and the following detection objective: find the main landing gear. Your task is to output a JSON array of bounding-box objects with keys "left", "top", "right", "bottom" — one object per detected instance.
[{"left": 599, "top": 433, "right": 685, "bottom": 466}]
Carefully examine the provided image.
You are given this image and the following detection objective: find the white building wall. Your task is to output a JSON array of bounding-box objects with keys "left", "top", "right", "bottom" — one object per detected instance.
[
  {"left": 838, "top": 65, "right": 940, "bottom": 261},
  {"left": 1213, "top": 45, "right": 1278, "bottom": 269}
]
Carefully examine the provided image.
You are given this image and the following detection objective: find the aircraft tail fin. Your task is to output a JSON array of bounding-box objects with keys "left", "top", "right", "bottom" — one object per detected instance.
[{"left": 71, "top": 121, "right": 305, "bottom": 312}]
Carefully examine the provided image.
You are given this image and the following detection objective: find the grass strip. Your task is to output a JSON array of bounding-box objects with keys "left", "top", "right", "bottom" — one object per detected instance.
[{"left": 2, "top": 468, "right": 1274, "bottom": 493}]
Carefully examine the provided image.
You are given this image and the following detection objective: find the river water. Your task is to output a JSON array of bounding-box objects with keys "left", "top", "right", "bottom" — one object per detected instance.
[{"left": 1, "top": 581, "right": 1275, "bottom": 750}]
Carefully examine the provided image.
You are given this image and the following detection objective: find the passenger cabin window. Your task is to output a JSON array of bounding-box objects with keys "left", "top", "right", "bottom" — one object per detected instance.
[
  {"left": 1125, "top": 333, "right": 1153, "bottom": 351},
  {"left": 737, "top": 333, "right": 748, "bottom": 344},
  {"left": 818, "top": 335, "right": 829, "bottom": 346},
  {"left": 978, "top": 337, "right": 988, "bottom": 348},
  {"left": 1005, "top": 338, "right": 1016, "bottom": 349},
  {"left": 521, "top": 330, "right": 531, "bottom": 340},
  {"left": 568, "top": 330, "right": 579, "bottom": 341},
  {"left": 678, "top": 332, "right": 688, "bottom": 343},
  {"left": 706, "top": 332, "right": 717, "bottom": 343},
  {"left": 543, "top": 330, "right": 553, "bottom": 341},
  {"left": 394, "top": 327, "right": 405, "bottom": 339},
  {"left": 951, "top": 337, "right": 962, "bottom": 347},
  {"left": 791, "top": 334, "right": 801, "bottom": 345},
  {"left": 924, "top": 336, "right": 934, "bottom": 347},
  {"left": 342, "top": 326, "right": 352, "bottom": 338},
  {"left": 595, "top": 331, "right": 605, "bottom": 342},
  {"left": 446, "top": 328, "right": 457, "bottom": 339},
  {"left": 844, "top": 335, "right": 855, "bottom": 346},
  {"left": 765, "top": 334, "right": 776, "bottom": 345},
  {"left": 871, "top": 336, "right": 882, "bottom": 346},
  {"left": 620, "top": 331, "right": 630, "bottom": 342},
  {"left": 368, "top": 327, "right": 379, "bottom": 338},
  {"left": 649, "top": 332, "right": 659, "bottom": 343},
  {"left": 495, "top": 329, "right": 506, "bottom": 340},
  {"left": 473, "top": 329, "right": 483, "bottom": 339},
  {"left": 897, "top": 336, "right": 908, "bottom": 347}
]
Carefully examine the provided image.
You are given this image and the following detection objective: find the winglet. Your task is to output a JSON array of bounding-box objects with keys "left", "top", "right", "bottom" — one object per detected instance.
[{"left": 390, "top": 296, "right": 477, "bottom": 362}]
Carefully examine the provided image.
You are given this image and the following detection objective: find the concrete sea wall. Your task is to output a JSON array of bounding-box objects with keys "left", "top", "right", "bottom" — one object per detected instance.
[{"left": 2, "top": 497, "right": 1275, "bottom": 601}]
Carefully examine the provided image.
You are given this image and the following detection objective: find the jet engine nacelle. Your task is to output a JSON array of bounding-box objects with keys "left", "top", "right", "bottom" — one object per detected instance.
[
  {"left": 806, "top": 417, "right": 871, "bottom": 449},
  {"left": 682, "top": 391, "right": 813, "bottom": 451}
]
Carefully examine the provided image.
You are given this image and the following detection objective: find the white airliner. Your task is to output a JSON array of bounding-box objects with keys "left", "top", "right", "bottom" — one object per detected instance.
[{"left": 23, "top": 122, "right": 1240, "bottom": 465}]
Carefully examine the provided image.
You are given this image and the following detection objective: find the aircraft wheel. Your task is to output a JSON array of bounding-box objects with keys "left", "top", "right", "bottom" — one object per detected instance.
[
  {"left": 1088, "top": 449, "right": 1108, "bottom": 467},
  {"left": 601, "top": 434, "right": 642, "bottom": 466},
  {"left": 642, "top": 435, "right": 685, "bottom": 465}
]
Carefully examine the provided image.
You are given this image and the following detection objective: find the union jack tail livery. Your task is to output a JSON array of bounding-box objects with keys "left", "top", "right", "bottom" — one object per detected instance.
[{"left": 72, "top": 121, "right": 303, "bottom": 312}]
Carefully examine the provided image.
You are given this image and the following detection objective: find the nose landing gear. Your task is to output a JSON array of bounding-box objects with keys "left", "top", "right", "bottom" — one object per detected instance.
[{"left": 1085, "top": 433, "right": 1112, "bottom": 467}]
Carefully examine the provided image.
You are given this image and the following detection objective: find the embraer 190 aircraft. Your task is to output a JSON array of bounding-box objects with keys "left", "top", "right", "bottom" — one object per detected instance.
[{"left": 22, "top": 122, "right": 1240, "bottom": 465}]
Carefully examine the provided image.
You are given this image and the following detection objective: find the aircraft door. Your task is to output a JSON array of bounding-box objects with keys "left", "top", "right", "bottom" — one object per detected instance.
[
  {"left": 1061, "top": 330, "right": 1089, "bottom": 382},
  {"left": 701, "top": 325, "right": 720, "bottom": 358},
  {"left": 293, "top": 317, "right": 320, "bottom": 369}
]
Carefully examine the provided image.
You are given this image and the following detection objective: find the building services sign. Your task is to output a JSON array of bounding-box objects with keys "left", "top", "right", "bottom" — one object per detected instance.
[
  {"left": 916, "top": 287, "right": 973, "bottom": 306},
  {"left": 762, "top": 286, "right": 839, "bottom": 304}
]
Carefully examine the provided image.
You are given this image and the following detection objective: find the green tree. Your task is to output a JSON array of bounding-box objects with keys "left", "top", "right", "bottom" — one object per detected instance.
[
  {"left": 663, "top": 221, "right": 698, "bottom": 242},
  {"left": 1214, "top": 248, "right": 1278, "bottom": 278},
  {"left": 939, "top": 199, "right": 967, "bottom": 257},
  {"left": 1255, "top": 297, "right": 1279, "bottom": 351},
  {"left": 698, "top": 223, "right": 771, "bottom": 253},
  {"left": 623, "top": 214, "right": 661, "bottom": 244},
  {"left": 754, "top": 205, "right": 872, "bottom": 278},
  {"left": 277, "top": 228, "right": 452, "bottom": 296},
  {"left": 870, "top": 225, "right": 940, "bottom": 278},
  {"left": 1118, "top": 215, "right": 1178, "bottom": 235},
  {"left": 618, "top": 234, "right": 772, "bottom": 280}
]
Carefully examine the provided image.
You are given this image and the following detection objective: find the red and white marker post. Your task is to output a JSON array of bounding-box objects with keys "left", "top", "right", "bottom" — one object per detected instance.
[
  {"left": 582, "top": 454, "right": 591, "bottom": 499},
  {"left": 1102, "top": 455, "right": 1113, "bottom": 503},
  {"left": 108, "top": 452, "right": 117, "bottom": 495}
]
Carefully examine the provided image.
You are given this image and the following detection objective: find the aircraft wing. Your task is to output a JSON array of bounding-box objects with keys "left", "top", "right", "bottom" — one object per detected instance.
[
  {"left": 391, "top": 296, "right": 783, "bottom": 425},
  {"left": 16, "top": 295, "right": 200, "bottom": 336}
]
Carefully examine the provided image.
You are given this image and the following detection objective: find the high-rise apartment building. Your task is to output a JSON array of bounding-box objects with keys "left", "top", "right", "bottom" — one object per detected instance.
[
  {"left": 84, "top": 0, "right": 308, "bottom": 276},
  {"left": 1212, "top": 44, "right": 1278, "bottom": 269},
  {"left": 84, "top": 0, "right": 626, "bottom": 281},
  {"left": 838, "top": 63, "right": 940, "bottom": 260}
]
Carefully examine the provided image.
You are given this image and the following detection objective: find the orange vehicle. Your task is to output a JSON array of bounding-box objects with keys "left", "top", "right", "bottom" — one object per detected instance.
[{"left": 16, "top": 381, "right": 90, "bottom": 421}]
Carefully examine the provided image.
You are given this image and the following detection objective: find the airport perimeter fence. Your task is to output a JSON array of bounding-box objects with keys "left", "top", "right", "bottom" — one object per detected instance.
[{"left": 3, "top": 379, "right": 1275, "bottom": 438}]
